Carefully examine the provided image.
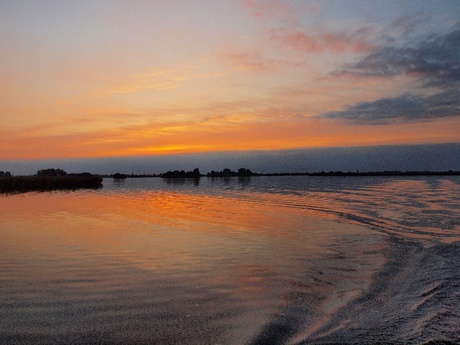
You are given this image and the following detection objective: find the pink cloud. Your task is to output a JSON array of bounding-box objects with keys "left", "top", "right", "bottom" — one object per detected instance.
[
  {"left": 241, "top": 0, "right": 299, "bottom": 26},
  {"left": 270, "top": 29, "right": 320, "bottom": 52},
  {"left": 223, "top": 52, "right": 279, "bottom": 72},
  {"left": 242, "top": 0, "right": 292, "bottom": 19},
  {"left": 270, "top": 28, "right": 376, "bottom": 54}
]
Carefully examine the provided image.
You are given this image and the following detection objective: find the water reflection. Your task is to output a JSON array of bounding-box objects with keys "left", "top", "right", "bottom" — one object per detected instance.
[
  {"left": 162, "top": 177, "right": 200, "bottom": 187},
  {"left": 0, "top": 186, "right": 382, "bottom": 343}
]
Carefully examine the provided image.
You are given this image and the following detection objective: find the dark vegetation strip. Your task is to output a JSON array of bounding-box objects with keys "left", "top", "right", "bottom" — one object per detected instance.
[
  {"left": 0, "top": 174, "right": 103, "bottom": 194},
  {"left": 107, "top": 168, "right": 460, "bottom": 179}
]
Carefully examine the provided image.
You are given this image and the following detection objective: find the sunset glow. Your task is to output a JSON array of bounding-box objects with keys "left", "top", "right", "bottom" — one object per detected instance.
[{"left": 1, "top": 1, "right": 459, "bottom": 162}]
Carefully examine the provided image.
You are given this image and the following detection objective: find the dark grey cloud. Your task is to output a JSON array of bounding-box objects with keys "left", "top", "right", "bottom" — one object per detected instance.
[
  {"left": 320, "top": 26, "right": 460, "bottom": 124},
  {"left": 339, "top": 28, "right": 460, "bottom": 86},
  {"left": 322, "top": 89, "right": 459, "bottom": 125},
  {"left": 322, "top": 95, "right": 426, "bottom": 125}
]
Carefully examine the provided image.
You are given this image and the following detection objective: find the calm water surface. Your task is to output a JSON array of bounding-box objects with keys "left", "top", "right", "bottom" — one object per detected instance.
[{"left": 1, "top": 176, "right": 459, "bottom": 344}]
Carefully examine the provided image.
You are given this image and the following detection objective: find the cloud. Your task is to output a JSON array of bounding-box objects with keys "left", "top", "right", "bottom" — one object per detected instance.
[
  {"left": 269, "top": 28, "right": 375, "bottom": 54},
  {"left": 223, "top": 52, "right": 280, "bottom": 72},
  {"left": 389, "top": 13, "right": 429, "bottom": 37},
  {"left": 100, "top": 63, "right": 227, "bottom": 96},
  {"left": 336, "top": 28, "right": 460, "bottom": 86},
  {"left": 241, "top": 0, "right": 373, "bottom": 55},
  {"left": 241, "top": 0, "right": 293, "bottom": 22},
  {"left": 320, "top": 91, "right": 459, "bottom": 125},
  {"left": 320, "top": 26, "right": 460, "bottom": 124}
]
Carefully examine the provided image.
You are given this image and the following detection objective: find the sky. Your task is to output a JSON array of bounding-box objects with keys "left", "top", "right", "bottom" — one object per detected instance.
[{"left": 1, "top": 0, "right": 459, "bottom": 174}]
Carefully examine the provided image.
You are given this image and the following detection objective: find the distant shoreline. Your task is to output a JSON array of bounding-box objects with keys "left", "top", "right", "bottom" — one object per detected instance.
[
  {"left": 103, "top": 170, "right": 460, "bottom": 179},
  {"left": 256, "top": 170, "right": 460, "bottom": 177},
  {"left": 2, "top": 170, "right": 458, "bottom": 194}
]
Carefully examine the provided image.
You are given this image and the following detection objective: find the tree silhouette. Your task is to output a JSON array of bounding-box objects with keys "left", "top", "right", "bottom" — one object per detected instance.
[{"left": 37, "top": 168, "right": 67, "bottom": 177}]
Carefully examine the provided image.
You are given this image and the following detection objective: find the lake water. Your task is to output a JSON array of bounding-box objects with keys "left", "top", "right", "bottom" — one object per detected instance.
[{"left": 1, "top": 176, "right": 459, "bottom": 344}]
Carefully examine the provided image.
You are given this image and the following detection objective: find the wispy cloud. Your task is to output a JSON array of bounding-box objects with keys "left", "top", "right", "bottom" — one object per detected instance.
[
  {"left": 222, "top": 52, "right": 293, "bottom": 72},
  {"left": 320, "top": 26, "right": 460, "bottom": 124},
  {"left": 389, "top": 13, "right": 430, "bottom": 37},
  {"left": 101, "top": 63, "right": 227, "bottom": 96},
  {"left": 269, "top": 28, "right": 375, "bottom": 54},
  {"left": 241, "top": 0, "right": 294, "bottom": 24}
]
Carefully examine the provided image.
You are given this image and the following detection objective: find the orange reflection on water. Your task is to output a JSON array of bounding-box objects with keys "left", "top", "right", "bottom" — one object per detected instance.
[{"left": 0, "top": 188, "right": 373, "bottom": 275}]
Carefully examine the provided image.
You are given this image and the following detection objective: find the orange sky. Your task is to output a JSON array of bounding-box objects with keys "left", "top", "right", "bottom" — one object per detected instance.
[{"left": 1, "top": 1, "right": 459, "bottom": 161}]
